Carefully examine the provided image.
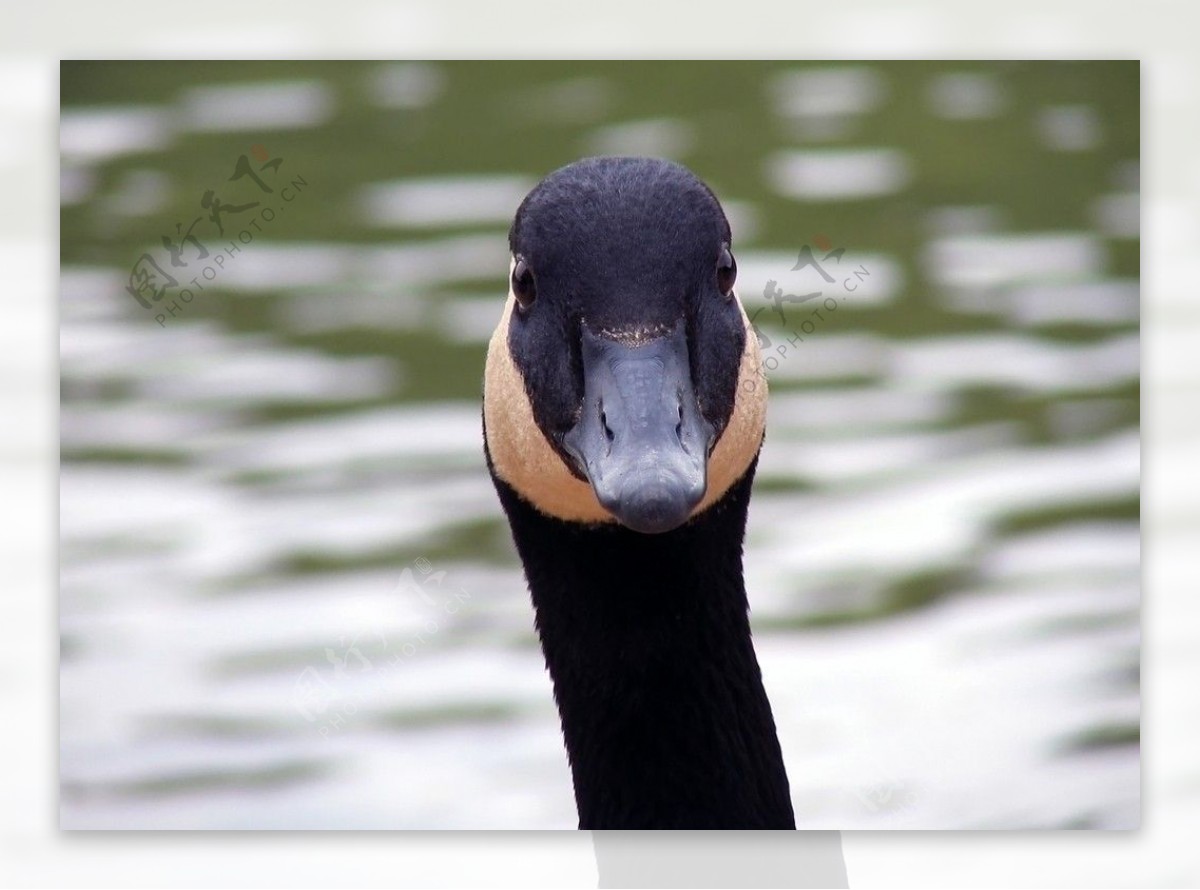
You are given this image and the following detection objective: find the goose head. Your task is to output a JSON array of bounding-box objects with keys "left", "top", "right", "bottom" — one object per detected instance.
[{"left": 484, "top": 156, "right": 766, "bottom": 534}]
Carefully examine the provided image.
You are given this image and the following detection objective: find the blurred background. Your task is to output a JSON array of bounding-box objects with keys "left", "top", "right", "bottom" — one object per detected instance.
[{"left": 59, "top": 60, "right": 1139, "bottom": 829}]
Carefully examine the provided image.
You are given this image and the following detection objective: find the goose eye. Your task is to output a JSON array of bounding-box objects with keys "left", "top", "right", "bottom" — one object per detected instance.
[
  {"left": 716, "top": 245, "right": 737, "bottom": 298},
  {"left": 512, "top": 256, "right": 537, "bottom": 309}
]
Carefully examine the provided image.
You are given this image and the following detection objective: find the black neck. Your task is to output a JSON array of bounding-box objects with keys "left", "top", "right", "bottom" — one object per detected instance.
[{"left": 490, "top": 457, "right": 795, "bottom": 829}]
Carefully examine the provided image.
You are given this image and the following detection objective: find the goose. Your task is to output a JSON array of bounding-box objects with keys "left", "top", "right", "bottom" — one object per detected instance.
[{"left": 482, "top": 156, "right": 794, "bottom": 830}]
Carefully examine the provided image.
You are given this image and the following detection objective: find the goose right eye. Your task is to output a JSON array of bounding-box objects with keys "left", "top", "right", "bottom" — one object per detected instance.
[
  {"left": 512, "top": 256, "right": 537, "bottom": 309},
  {"left": 716, "top": 245, "right": 737, "bottom": 298}
]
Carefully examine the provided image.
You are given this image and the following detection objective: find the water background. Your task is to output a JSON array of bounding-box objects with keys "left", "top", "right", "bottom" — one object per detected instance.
[{"left": 59, "top": 60, "right": 1139, "bottom": 829}]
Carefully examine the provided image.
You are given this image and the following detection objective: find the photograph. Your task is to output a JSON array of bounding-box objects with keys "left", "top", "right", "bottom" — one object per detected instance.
[{"left": 59, "top": 59, "right": 1140, "bottom": 830}]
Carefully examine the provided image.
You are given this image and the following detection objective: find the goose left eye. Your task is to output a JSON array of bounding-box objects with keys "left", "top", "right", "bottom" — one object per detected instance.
[
  {"left": 716, "top": 245, "right": 737, "bottom": 297},
  {"left": 512, "top": 256, "right": 537, "bottom": 309}
]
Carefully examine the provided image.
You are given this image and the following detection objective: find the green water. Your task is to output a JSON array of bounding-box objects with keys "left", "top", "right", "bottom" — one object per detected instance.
[{"left": 59, "top": 61, "right": 1139, "bottom": 829}]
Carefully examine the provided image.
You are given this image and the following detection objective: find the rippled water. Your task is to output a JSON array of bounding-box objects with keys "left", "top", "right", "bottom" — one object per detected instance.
[{"left": 59, "top": 61, "right": 1139, "bottom": 829}]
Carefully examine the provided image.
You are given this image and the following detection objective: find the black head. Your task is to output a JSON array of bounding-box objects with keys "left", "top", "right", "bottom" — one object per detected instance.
[{"left": 484, "top": 157, "right": 765, "bottom": 534}]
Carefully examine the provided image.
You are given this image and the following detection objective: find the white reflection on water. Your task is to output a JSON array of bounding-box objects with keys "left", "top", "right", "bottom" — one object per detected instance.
[
  {"left": 99, "top": 168, "right": 171, "bottom": 218},
  {"left": 135, "top": 347, "right": 400, "bottom": 405},
  {"left": 926, "top": 71, "right": 1007, "bottom": 120},
  {"left": 204, "top": 403, "right": 484, "bottom": 475},
  {"left": 760, "top": 572, "right": 1137, "bottom": 829},
  {"left": 1093, "top": 191, "right": 1140, "bottom": 238},
  {"left": 513, "top": 76, "right": 614, "bottom": 125},
  {"left": 769, "top": 67, "right": 886, "bottom": 120},
  {"left": 766, "top": 148, "right": 912, "bottom": 201},
  {"left": 768, "top": 386, "right": 955, "bottom": 434},
  {"left": 925, "top": 231, "right": 1106, "bottom": 289},
  {"left": 925, "top": 204, "right": 1004, "bottom": 236},
  {"left": 108, "top": 235, "right": 514, "bottom": 298},
  {"left": 179, "top": 81, "right": 335, "bottom": 132},
  {"left": 59, "top": 106, "right": 172, "bottom": 162},
  {"left": 1037, "top": 104, "right": 1103, "bottom": 152},
  {"left": 890, "top": 332, "right": 1138, "bottom": 390},
  {"left": 62, "top": 310, "right": 399, "bottom": 406},
  {"left": 752, "top": 430, "right": 1137, "bottom": 583},
  {"left": 763, "top": 332, "right": 888, "bottom": 381},
  {"left": 759, "top": 422, "right": 1021, "bottom": 485},
  {"left": 437, "top": 294, "right": 511, "bottom": 344},
  {"left": 59, "top": 165, "right": 96, "bottom": 207},
  {"left": 366, "top": 62, "right": 446, "bottom": 110},
  {"left": 359, "top": 175, "right": 535, "bottom": 228},
  {"left": 947, "top": 279, "right": 1140, "bottom": 326},
  {"left": 737, "top": 249, "right": 904, "bottom": 306},
  {"left": 585, "top": 118, "right": 695, "bottom": 158}
]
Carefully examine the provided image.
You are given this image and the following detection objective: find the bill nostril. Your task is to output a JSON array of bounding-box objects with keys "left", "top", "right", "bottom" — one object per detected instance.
[{"left": 599, "top": 403, "right": 615, "bottom": 445}]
